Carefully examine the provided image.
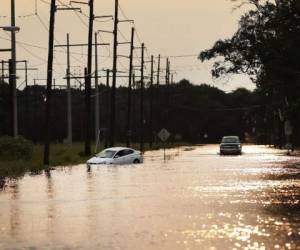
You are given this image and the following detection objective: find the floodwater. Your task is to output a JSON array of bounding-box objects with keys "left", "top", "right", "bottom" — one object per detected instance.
[{"left": 0, "top": 145, "right": 300, "bottom": 250}]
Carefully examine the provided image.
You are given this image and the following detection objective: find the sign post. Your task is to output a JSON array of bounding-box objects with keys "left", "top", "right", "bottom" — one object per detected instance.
[{"left": 158, "top": 128, "right": 171, "bottom": 161}]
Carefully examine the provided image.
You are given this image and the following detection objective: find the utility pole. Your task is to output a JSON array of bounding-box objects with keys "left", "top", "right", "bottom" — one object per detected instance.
[
  {"left": 94, "top": 32, "right": 100, "bottom": 145},
  {"left": 11, "top": 0, "right": 18, "bottom": 137},
  {"left": 105, "top": 69, "right": 110, "bottom": 148},
  {"left": 156, "top": 54, "right": 161, "bottom": 138},
  {"left": 109, "top": 0, "right": 119, "bottom": 147},
  {"left": 126, "top": 27, "right": 135, "bottom": 147},
  {"left": 1, "top": 61, "right": 5, "bottom": 81},
  {"left": 140, "top": 43, "right": 145, "bottom": 152},
  {"left": 131, "top": 70, "right": 136, "bottom": 142},
  {"left": 149, "top": 55, "right": 154, "bottom": 149},
  {"left": 24, "top": 60, "right": 29, "bottom": 138},
  {"left": 157, "top": 54, "right": 160, "bottom": 87},
  {"left": 8, "top": 60, "right": 14, "bottom": 136},
  {"left": 165, "top": 57, "right": 170, "bottom": 106},
  {"left": 84, "top": 67, "right": 91, "bottom": 155},
  {"left": 44, "top": 0, "right": 56, "bottom": 166},
  {"left": 166, "top": 57, "right": 169, "bottom": 86},
  {"left": 168, "top": 61, "right": 171, "bottom": 85},
  {"left": 162, "top": 57, "right": 169, "bottom": 129},
  {"left": 66, "top": 33, "right": 72, "bottom": 145},
  {"left": 85, "top": 0, "right": 94, "bottom": 156}
]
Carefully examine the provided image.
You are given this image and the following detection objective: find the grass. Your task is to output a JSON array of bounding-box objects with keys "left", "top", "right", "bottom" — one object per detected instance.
[
  {"left": 0, "top": 143, "right": 89, "bottom": 179},
  {"left": 0, "top": 141, "right": 188, "bottom": 179}
]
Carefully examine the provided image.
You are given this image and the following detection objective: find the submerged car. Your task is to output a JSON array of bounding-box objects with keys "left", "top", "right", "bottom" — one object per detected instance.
[
  {"left": 220, "top": 136, "right": 242, "bottom": 155},
  {"left": 87, "top": 147, "right": 143, "bottom": 165}
]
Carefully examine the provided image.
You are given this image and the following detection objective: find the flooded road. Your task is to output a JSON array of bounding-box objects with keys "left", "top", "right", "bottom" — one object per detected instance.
[{"left": 1, "top": 145, "right": 300, "bottom": 250}]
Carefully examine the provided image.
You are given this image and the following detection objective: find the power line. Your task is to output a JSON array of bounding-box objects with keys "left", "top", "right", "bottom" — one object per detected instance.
[
  {"left": 35, "top": 13, "right": 88, "bottom": 65},
  {"left": 164, "top": 54, "right": 198, "bottom": 58},
  {"left": 18, "top": 0, "right": 38, "bottom": 18},
  {"left": 118, "top": 3, "right": 151, "bottom": 61},
  {"left": 0, "top": 35, "right": 111, "bottom": 58},
  {"left": 69, "top": 2, "right": 112, "bottom": 56}
]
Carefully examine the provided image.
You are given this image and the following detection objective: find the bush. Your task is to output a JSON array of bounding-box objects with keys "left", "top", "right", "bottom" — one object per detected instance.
[{"left": 0, "top": 136, "right": 33, "bottom": 161}]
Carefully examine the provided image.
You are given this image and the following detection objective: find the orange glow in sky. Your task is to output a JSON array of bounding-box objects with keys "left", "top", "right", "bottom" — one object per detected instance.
[{"left": 0, "top": 0, "right": 254, "bottom": 91}]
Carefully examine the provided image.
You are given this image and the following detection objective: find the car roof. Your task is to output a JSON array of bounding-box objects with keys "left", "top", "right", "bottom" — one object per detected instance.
[
  {"left": 104, "top": 147, "right": 134, "bottom": 151},
  {"left": 222, "top": 136, "right": 239, "bottom": 139}
]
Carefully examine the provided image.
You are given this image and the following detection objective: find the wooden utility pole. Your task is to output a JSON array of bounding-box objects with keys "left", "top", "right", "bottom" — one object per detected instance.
[
  {"left": 85, "top": 0, "right": 94, "bottom": 156},
  {"left": 126, "top": 27, "right": 135, "bottom": 147},
  {"left": 24, "top": 60, "right": 29, "bottom": 138},
  {"left": 8, "top": 60, "right": 14, "bottom": 136},
  {"left": 155, "top": 54, "right": 161, "bottom": 139},
  {"left": 166, "top": 58, "right": 169, "bottom": 85},
  {"left": 149, "top": 55, "right": 154, "bottom": 149},
  {"left": 44, "top": 0, "right": 56, "bottom": 166},
  {"left": 161, "top": 57, "right": 169, "bottom": 129},
  {"left": 11, "top": 0, "right": 18, "bottom": 137},
  {"left": 168, "top": 60, "right": 171, "bottom": 85},
  {"left": 157, "top": 54, "right": 160, "bottom": 86},
  {"left": 94, "top": 32, "right": 100, "bottom": 144},
  {"left": 140, "top": 43, "right": 145, "bottom": 152},
  {"left": 109, "top": 0, "right": 119, "bottom": 147},
  {"left": 165, "top": 57, "right": 170, "bottom": 106},
  {"left": 66, "top": 33, "right": 72, "bottom": 145},
  {"left": 132, "top": 71, "right": 136, "bottom": 141},
  {"left": 1, "top": 61, "right": 5, "bottom": 81},
  {"left": 84, "top": 67, "right": 91, "bottom": 155},
  {"left": 105, "top": 69, "right": 110, "bottom": 148}
]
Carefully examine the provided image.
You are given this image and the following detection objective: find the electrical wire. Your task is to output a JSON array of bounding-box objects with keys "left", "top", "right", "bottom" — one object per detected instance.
[
  {"left": 0, "top": 35, "right": 109, "bottom": 58},
  {"left": 35, "top": 13, "right": 86, "bottom": 65},
  {"left": 18, "top": 0, "right": 38, "bottom": 18}
]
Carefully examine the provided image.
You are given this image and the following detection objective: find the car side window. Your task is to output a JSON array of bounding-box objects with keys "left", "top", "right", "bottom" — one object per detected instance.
[
  {"left": 115, "top": 150, "right": 126, "bottom": 157},
  {"left": 124, "top": 149, "right": 134, "bottom": 155},
  {"left": 115, "top": 149, "right": 134, "bottom": 158}
]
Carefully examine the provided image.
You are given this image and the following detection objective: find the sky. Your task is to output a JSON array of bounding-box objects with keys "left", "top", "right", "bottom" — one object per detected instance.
[{"left": 0, "top": 0, "right": 255, "bottom": 92}]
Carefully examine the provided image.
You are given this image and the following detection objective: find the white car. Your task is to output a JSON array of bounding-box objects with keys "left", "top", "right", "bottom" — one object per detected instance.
[{"left": 87, "top": 147, "right": 143, "bottom": 165}]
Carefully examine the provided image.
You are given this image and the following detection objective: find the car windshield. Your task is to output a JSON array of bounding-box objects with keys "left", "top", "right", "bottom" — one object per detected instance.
[
  {"left": 222, "top": 137, "right": 239, "bottom": 143},
  {"left": 96, "top": 150, "right": 116, "bottom": 158}
]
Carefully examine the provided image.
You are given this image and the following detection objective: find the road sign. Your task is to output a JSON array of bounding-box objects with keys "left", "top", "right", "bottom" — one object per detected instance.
[
  {"left": 158, "top": 128, "right": 171, "bottom": 142},
  {"left": 285, "top": 120, "right": 293, "bottom": 136}
]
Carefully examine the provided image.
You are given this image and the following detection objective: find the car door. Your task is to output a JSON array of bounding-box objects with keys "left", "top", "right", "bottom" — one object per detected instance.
[
  {"left": 113, "top": 150, "right": 127, "bottom": 164},
  {"left": 123, "top": 149, "right": 135, "bottom": 164}
]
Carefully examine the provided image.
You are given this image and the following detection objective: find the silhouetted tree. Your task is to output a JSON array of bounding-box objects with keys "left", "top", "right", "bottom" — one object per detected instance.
[{"left": 199, "top": 0, "right": 300, "bottom": 146}]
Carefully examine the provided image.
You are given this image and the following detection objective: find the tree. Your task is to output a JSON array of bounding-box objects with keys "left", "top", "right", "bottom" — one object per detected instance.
[{"left": 199, "top": 0, "right": 300, "bottom": 145}]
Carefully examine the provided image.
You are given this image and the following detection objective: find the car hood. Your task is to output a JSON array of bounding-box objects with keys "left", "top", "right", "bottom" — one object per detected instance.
[
  {"left": 221, "top": 143, "right": 241, "bottom": 146},
  {"left": 87, "top": 157, "right": 113, "bottom": 164}
]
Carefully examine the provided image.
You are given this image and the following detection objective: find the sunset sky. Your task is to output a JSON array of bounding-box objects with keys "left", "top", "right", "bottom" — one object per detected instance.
[{"left": 0, "top": 0, "right": 254, "bottom": 91}]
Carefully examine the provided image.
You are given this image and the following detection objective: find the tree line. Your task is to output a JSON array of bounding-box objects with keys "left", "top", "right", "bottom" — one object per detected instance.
[{"left": 1, "top": 78, "right": 270, "bottom": 145}]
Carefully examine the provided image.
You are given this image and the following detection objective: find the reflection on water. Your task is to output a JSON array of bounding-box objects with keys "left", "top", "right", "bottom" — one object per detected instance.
[{"left": 0, "top": 145, "right": 300, "bottom": 250}]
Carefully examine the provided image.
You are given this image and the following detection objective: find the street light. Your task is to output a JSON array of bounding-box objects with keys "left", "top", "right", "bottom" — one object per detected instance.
[
  {"left": 0, "top": 26, "right": 20, "bottom": 32},
  {"left": 0, "top": 26, "right": 20, "bottom": 52}
]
